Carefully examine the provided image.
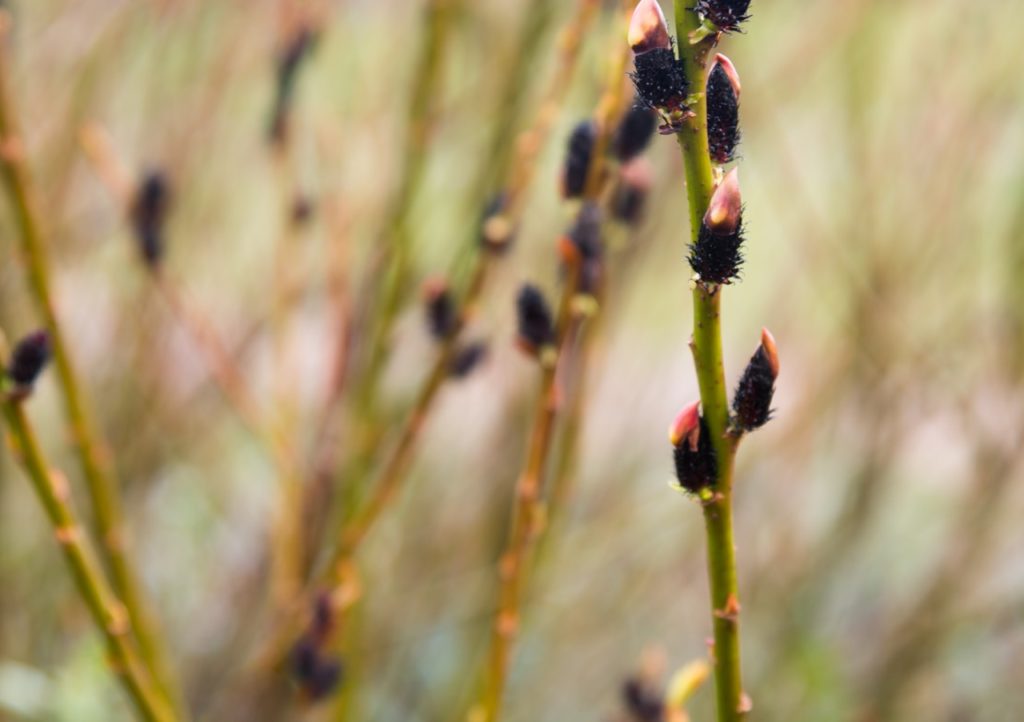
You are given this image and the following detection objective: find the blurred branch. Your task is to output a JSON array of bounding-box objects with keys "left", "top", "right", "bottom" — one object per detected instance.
[
  {"left": 0, "top": 373, "right": 179, "bottom": 722},
  {"left": 0, "top": 14, "right": 183, "bottom": 714}
]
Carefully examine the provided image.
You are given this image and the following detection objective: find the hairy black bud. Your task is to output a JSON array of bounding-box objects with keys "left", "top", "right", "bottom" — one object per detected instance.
[
  {"left": 689, "top": 217, "right": 744, "bottom": 284},
  {"left": 672, "top": 416, "right": 718, "bottom": 493},
  {"left": 566, "top": 203, "right": 604, "bottom": 295},
  {"left": 706, "top": 62, "right": 740, "bottom": 164},
  {"left": 515, "top": 284, "right": 555, "bottom": 353},
  {"left": 613, "top": 106, "right": 657, "bottom": 162},
  {"left": 130, "top": 171, "right": 170, "bottom": 267},
  {"left": 696, "top": 0, "right": 752, "bottom": 33},
  {"left": 7, "top": 331, "right": 51, "bottom": 389},
  {"left": 733, "top": 329, "right": 779, "bottom": 431},
  {"left": 611, "top": 158, "right": 652, "bottom": 226},
  {"left": 562, "top": 121, "right": 596, "bottom": 199},
  {"left": 630, "top": 47, "right": 689, "bottom": 113}
]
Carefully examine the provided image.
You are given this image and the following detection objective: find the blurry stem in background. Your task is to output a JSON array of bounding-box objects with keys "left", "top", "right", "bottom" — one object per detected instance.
[
  {"left": 348, "top": 0, "right": 458, "bottom": 441},
  {"left": 302, "top": 0, "right": 601, "bottom": 581},
  {"left": 0, "top": 14, "right": 184, "bottom": 715},
  {"left": 672, "top": 2, "right": 746, "bottom": 721},
  {"left": 473, "top": 261, "right": 583, "bottom": 722},
  {"left": 0, "top": 377, "right": 178, "bottom": 722}
]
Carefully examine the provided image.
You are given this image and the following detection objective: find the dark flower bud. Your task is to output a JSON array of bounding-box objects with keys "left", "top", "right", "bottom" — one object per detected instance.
[
  {"left": 7, "top": 330, "right": 51, "bottom": 389},
  {"left": 611, "top": 157, "right": 652, "bottom": 225},
  {"left": 688, "top": 169, "right": 743, "bottom": 284},
  {"left": 422, "top": 278, "right": 458, "bottom": 341},
  {"left": 630, "top": 48, "right": 689, "bottom": 116},
  {"left": 311, "top": 591, "right": 334, "bottom": 640},
  {"left": 291, "top": 635, "right": 320, "bottom": 683},
  {"left": 306, "top": 657, "right": 343, "bottom": 701},
  {"left": 291, "top": 195, "right": 315, "bottom": 226},
  {"left": 130, "top": 171, "right": 170, "bottom": 267},
  {"left": 561, "top": 121, "right": 596, "bottom": 199},
  {"left": 563, "top": 202, "right": 604, "bottom": 295},
  {"left": 628, "top": 0, "right": 672, "bottom": 54},
  {"left": 448, "top": 341, "right": 488, "bottom": 379},
  {"left": 613, "top": 106, "right": 657, "bottom": 162},
  {"left": 623, "top": 677, "right": 665, "bottom": 722},
  {"left": 670, "top": 401, "right": 718, "bottom": 493},
  {"left": 732, "top": 328, "right": 778, "bottom": 431},
  {"left": 515, "top": 284, "right": 555, "bottom": 354},
  {"left": 695, "top": 0, "right": 752, "bottom": 33},
  {"left": 706, "top": 54, "right": 741, "bottom": 164}
]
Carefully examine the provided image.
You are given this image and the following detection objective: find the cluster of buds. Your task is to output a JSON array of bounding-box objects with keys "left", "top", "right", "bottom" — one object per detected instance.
[
  {"left": 4, "top": 330, "right": 51, "bottom": 399},
  {"left": 130, "top": 170, "right": 170, "bottom": 268},
  {"left": 628, "top": 0, "right": 691, "bottom": 133},
  {"left": 290, "top": 593, "right": 343, "bottom": 702},
  {"left": 421, "top": 277, "right": 489, "bottom": 380}
]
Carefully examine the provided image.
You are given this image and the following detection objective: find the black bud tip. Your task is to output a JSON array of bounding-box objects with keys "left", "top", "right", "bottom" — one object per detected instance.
[
  {"left": 696, "top": 0, "right": 752, "bottom": 33},
  {"left": 706, "top": 63, "right": 741, "bottom": 164},
  {"left": 733, "top": 344, "right": 776, "bottom": 431},
  {"left": 515, "top": 284, "right": 555, "bottom": 352},
  {"left": 130, "top": 171, "right": 170, "bottom": 267},
  {"left": 672, "top": 416, "right": 718, "bottom": 493},
  {"left": 630, "top": 47, "right": 689, "bottom": 113},
  {"left": 562, "top": 121, "right": 596, "bottom": 199},
  {"left": 7, "top": 331, "right": 51, "bottom": 388},
  {"left": 613, "top": 106, "right": 657, "bottom": 162},
  {"left": 448, "top": 341, "right": 488, "bottom": 379},
  {"left": 423, "top": 283, "right": 458, "bottom": 341},
  {"left": 622, "top": 678, "right": 665, "bottom": 722},
  {"left": 688, "top": 217, "right": 744, "bottom": 284}
]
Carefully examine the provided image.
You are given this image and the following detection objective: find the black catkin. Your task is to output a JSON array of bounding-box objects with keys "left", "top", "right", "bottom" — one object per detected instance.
[
  {"left": 733, "top": 345, "right": 776, "bottom": 430},
  {"left": 706, "top": 62, "right": 740, "bottom": 164},
  {"left": 424, "top": 286, "right": 458, "bottom": 340},
  {"left": 695, "top": 0, "right": 752, "bottom": 33},
  {"left": 613, "top": 106, "right": 657, "bottom": 162},
  {"left": 130, "top": 171, "right": 170, "bottom": 267},
  {"left": 449, "top": 342, "right": 488, "bottom": 379},
  {"left": 688, "top": 216, "right": 744, "bottom": 284},
  {"left": 516, "top": 284, "right": 555, "bottom": 351},
  {"left": 673, "top": 417, "right": 718, "bottom": 493},
  {"left": 567, "top": 203, "right": 604, "bottom": 295},
  {"left": 7, "top": 331, "right": 51, "bottom": 388},
  {"left": 630, "top": 47, "right": 689, "bottom": 112},
  {"left": 563, "top": 121, "right": 596, "bottom": 198},
  {"left": 622, "top": 678, "right": 664, "bottom": 722}
]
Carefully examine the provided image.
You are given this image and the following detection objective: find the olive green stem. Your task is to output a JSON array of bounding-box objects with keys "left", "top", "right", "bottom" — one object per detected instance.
[
  {"left": 0, "top": 15, "right": 183, "bottom": 715},
  {"left": 673, "top": 2, "right": 746, "bottom": 720},
  {"left": 0, "top": 393, "right": 178, "bottom": 722}
]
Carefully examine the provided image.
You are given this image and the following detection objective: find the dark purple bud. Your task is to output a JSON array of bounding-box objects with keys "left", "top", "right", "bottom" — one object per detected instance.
[
  {"left": 448, "top": 341, "right": 488, "bottom": 379},
  {"left": 130, "top": 171, "right": 170, "bottom": 267},
  {"left": 688, "top": 169, "right": 744, "bottom": 284},
  {"left": 611, "top": 158, "right": 652, "bottom": 225},
  {"left": 422, "top": 278, "right": 458, "bottom": 341},
  {"left": 515, "top": 284, "right": 555, "bottom": 354},
  {"left": 630, "top": 48, "right": 689, "bottom": 114},
  {"left": 623, "top": 677, "right": 665, "bottom": 722},
  {"left": 732, "top": 328, "right": 778, "bottom": 431},
  {"left": 671, "top": 405, "right": 718, "bottom": 493},
  {"left": 7, "top": 331, "right": 51, "bottom": 389},
  {"left": 706, "top": 55, "right": 741, "bottom": 164},
  {"left": 613, "top": 106, "right": 657, "bottom": 162},
  {"left": 562, "top": 121, "right": 596, "bottom": 199}
]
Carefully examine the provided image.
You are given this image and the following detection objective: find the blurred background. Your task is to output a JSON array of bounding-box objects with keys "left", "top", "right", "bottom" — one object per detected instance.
[{"left": 0, "top": 0, "right": 1022, "bottom": 720}]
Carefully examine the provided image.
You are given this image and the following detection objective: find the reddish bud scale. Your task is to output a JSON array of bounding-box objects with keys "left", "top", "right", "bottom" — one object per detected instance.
[
  {"left": 628, "top": 0, "right": 672, "bottom": 54},
  {"left": 732, "top": 332, "right": 778, "bottom": 431}
]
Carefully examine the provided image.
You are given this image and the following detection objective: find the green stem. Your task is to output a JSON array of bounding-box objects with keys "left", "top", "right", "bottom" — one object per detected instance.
[
  {"left": 0, "top": 396, "right": 178, "bottom": 722},
  {"left": 672, "top": 2, "right": 746, "bottom": 720},
  {"left": 0, "top": 18, "right": 184, "bottom": 716}
]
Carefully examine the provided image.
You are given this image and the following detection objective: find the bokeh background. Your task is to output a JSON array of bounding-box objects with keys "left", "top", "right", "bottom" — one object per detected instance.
[{"left": 0, "top": 0, "right": 1022, "bottom": 720}]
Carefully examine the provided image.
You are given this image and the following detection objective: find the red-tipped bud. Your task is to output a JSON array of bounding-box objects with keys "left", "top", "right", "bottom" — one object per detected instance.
[
  {"left": 669, "top": 401, "right": 701, "bottom": 448},
  {"left": 628, "top": 0, "right": 671, "bottom": 54},
  {"left": 703, "top": 168, "right": 742, "bottom": 234},
  {"left": 710, "top": 53, "right": 741, "bottom": 98},
  {"left": 760, "top": 327, "right": 779, "bottom": 378}
]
